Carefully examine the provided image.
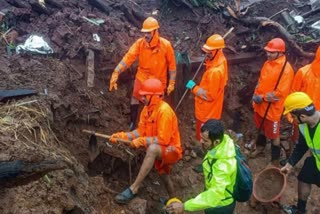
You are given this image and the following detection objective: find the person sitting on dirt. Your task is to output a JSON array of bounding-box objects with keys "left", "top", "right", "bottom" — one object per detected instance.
[
  {"left": 185, "top": 34, "right": 228, "bottom": 143},
  {"left": 109, "top": 78, "right": 182, "bottom": 204},
  {"left": 285, "top": 46, "right": 320, "bottom": 158},
  {"left": 281, "top": 92, "right": 320, "bottom": 214},
  {"left": 165, "top": 119, "right": 237, "bottom": 214},
  {"left": 109, "top": 16, "right": 177, "bottom": 131},
  {"left": 248, "top": 38, "right": 294, "bottom": 166}
]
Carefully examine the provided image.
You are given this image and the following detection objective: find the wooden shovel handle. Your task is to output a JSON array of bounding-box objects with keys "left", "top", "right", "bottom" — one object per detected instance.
[{"left": 82, "top": 129, "right": 132, "bottom": 145}]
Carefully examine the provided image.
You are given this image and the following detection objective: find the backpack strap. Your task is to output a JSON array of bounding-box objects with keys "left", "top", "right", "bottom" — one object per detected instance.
[
  {"left": 203, "top": 157, "right": 234, "bottom": 201},
  {"left": 202, "top": 157, "right": 216, "bottom": 182}
]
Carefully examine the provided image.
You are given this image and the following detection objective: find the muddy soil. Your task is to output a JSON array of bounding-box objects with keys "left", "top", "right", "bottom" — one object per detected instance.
[{"left": 0, "top": 0, "right": 319, "bottom": 213}]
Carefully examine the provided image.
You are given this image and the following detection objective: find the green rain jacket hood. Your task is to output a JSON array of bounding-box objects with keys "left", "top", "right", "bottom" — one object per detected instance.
[{"left": 184, "top": 134, "right": 237, "bottom": 211}]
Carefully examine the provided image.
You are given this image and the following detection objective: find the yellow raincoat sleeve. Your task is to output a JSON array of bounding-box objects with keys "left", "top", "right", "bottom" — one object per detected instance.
[{"left": 184, "top": 160, "right": 235, "bottom": 211}]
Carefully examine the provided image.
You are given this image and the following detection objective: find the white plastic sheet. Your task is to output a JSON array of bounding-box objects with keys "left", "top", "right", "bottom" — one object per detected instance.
[{"left": 16, "top": 35, "right": 53, "bottom": 54}]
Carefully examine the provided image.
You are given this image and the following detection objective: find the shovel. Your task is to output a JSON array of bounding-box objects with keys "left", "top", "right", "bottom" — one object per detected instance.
[{"left": 82, "top": 129, "right": 132, "bottom": 162}]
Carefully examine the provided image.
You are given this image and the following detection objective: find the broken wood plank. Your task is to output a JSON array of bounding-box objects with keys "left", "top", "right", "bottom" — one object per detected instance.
[{"left": 86, "top": 49, "right": 95, "bottom": 88}]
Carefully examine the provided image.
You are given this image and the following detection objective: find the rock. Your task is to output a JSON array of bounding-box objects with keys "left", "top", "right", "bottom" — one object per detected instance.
[
  {"left": 183, "top": 155, "right": 191, "bottom": 162},
  {"left": 128, "top": 30, "right": 135, "bottom": 37},
  {"left": 128, "top": 197, "right": 147, "bottom": 214},
  {"left": 190, "top": 150, "right": 197, "bottom": 158}
]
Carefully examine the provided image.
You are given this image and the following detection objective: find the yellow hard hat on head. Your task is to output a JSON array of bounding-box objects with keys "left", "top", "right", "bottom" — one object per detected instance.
[
  {"left": 166, "top": 197, "right": 182, "bottom": 206},
  {"left": 141, "top": 17, "right": 159, "bottom": 32},
  {"left": 283, "top": 92, "right": 313, "bottom": 115},
  {"left": 202, "top": 34, "right": 225, "bottom": 51}
]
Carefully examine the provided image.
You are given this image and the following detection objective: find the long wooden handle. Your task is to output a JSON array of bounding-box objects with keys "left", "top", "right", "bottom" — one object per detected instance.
[{"left": 82, "top": 129, "right": 132, "bottom": 145}]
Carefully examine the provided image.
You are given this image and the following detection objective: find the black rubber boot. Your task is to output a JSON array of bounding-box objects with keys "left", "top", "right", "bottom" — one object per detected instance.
[{"left": 129, "top": 104, "right": 139, "bottom": 131}]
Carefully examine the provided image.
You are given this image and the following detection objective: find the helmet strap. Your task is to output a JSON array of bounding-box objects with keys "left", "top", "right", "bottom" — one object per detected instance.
[
  {"left": 148, "top": 30, "right": 156, "bottom": 44},
  {"left": 146, "top": 95, "right": 153, "bottom": 106}
]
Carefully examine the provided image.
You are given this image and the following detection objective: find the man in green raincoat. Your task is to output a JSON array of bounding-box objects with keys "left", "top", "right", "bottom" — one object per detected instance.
[{"left": 165, "top": 119, "right": 237, "bottom": 214}]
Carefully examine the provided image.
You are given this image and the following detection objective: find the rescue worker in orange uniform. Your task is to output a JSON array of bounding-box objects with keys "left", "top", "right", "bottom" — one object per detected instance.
[
  {"left": 251, "top": 38, "right": 294, "bottom": 166},
  {"left": 185, "top": 34, "right": 228, "bottom": 141},
  {"left": 109, "top": 78, "right": 182, "bottom": 204},
  {"left": 109, "top": 17, "right": 177, "bottom": 130},
  {"left": 291, "top": 46, "right": 320, "bottom": 109},
  {"left": 288, "top": 46, "right": 320, "bottom": 147}
]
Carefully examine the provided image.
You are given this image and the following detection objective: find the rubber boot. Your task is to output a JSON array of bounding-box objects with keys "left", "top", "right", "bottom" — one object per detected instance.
[
  {"left": 129, "top": 104, "right": 139, "bottom": 131},
  {"left": 271, "top": 144, "right": 281, "bottom": 167}
]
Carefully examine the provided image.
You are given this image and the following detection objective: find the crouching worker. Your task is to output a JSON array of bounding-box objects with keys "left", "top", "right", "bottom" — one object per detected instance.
[
  {"left": 110, "top": 78, "right": 183, "bottom": 204},
  {"left": 166, "top": 119, "right": 237, "bottom": 214}
]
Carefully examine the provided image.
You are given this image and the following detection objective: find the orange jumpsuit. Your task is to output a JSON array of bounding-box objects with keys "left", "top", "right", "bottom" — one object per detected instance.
[
  {"left": 114, "top": 31, "right": 176, "bottom": 88},
  {"left": 291, "top": 46, "right": 320, "bottom": 110},
  {"left": 125, "top": 99, "right": 182, "bottom": 174},
  {"left": 289, "top": 46, "right": 320, "bottom": 141},
  {"left": 191, "top": 50, "right": 228, "bottom": 122},
  {"left": 253, "top": 55, "right": 294, "bottom": 122}
]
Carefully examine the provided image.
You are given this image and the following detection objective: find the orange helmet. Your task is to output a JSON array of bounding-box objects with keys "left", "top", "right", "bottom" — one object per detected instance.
[
  {"left": 264, "top": 38, "right": 286, "bottom": 52},
  {"left": 139, "top": 78, "right": 164, "bottom": 95},
  {"left": 141, "top": 17, "right": 159, "bottom": 32},
  {"left": 202, "top": 34, "right": 225, "bottom": 51}
]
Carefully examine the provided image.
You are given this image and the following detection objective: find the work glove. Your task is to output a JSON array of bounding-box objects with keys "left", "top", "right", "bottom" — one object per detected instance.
[
  {"left": 109, "top": 70, "right": 119, "bottom": 91},
  {"left": 131, "top": 137, "right": 145, "bottom": 148},
  {"left": 186, "top": 80, "right": 196, "bottom": 90},
  {"left": 252, "top": 95, "right": 263, "bottom": 104},
  {"left": 167, "top": 81, "right": 175, "bottom": 95},
  {"left": 109, "top": 132, "right": 126, "bottom": 143}
]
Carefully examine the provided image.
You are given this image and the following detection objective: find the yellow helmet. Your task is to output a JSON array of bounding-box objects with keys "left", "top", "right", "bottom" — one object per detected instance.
[
  {"left": 166, "top": 197, "right": 182, "bottom": 206},
  {"left": 283, "top": 92, "right": 313, "bottom": 115}
]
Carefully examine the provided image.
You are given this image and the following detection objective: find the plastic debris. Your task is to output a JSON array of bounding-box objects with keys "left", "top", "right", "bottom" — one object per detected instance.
[
  {"left": 311, "top": 20, "right": 320, "bottom": 30},
  {"left": 82, "top": 16, "right": 105, "bottom": 26},
  {"left": 16, "top": 35, "right": 53, "bottom": 54},
  {"left": 93, "top": 34, "right": 101, "bottom": 42}
]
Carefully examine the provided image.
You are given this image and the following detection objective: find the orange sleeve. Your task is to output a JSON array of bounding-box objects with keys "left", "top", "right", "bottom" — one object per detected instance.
[
  {"left": 192, "top": 68, "right": 222, "bottom": 102},
  {"left": 291, "top": 69, "right": 304, "bottom": 92},
  {"left": 273, "top": 66, "right": 294, "bottom": 99},
  {"left": 153, "top": 107, "right": 174, "bottom": 146},
  {"left": 264, "top": 65, "right": 294, "bottom": 102},
  {"left": 135, "top": 108, "right": 147, "bottom": 136},
  {"left": 165, "top": 42, "right": 177, "bottom": 83},
  {"left": 166, "top": 42, "right": 176, "bottom": 72},
  {"left": 114, "top": 40, "right": 141, "bottom": 74},
  {"left": 132, "top": 107, "right": 174, "bottom": 147}
]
